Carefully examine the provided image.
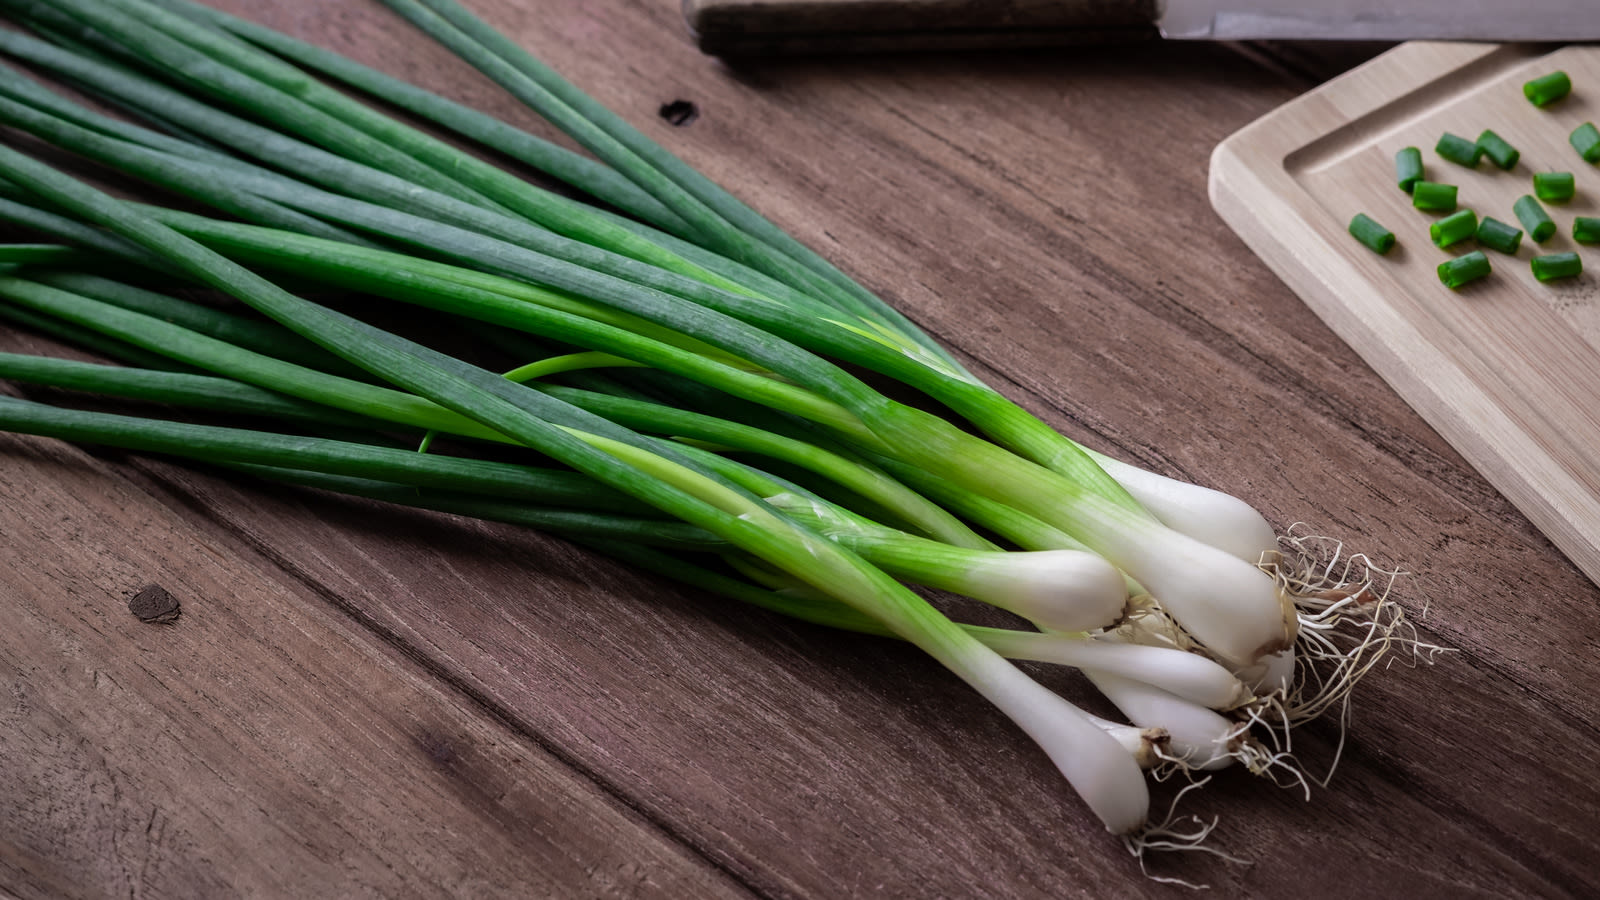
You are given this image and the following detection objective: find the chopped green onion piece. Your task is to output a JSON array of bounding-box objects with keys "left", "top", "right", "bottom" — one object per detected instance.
[
  {"left": 1475, "top": 130, "right": 1519, "bottom": 170},
  {"left": 1395, "top": 146, "right": 1424, "bottom": 193},
  {"left": 1435, "top": 132, "right": 1482, "bottom": 167},
  {"left": 1573, "top": 123, "right": 1600, "bottom": 164},
  {"left": 1438, "top": 251, "right": 1491, "bottom": 289},
  {"left": 1533, "top": 171, "right": 1576, "bottom": 202},
  {"left": 1575, "top": 216, "right": 1600, "bottom": 244},
  {"left": 1524, "top": 71, "right": 1572, "bottom": 107},
  {"left": 1475, "top": 217, "right": 1523, "bottom": 255},
  {"left": 1513, "top": 195, "right": 1557, "bottom": 242},
  {"left": 1429, "top": 208, "right": 1478, "bottom": 248},
  {"left": 1531, "top": 252, "right": 1582, "bottom": 282},
  {"left": 1348, "top": 213, "right": 1395, "bottom": 254},
  {"left": 1412, "top": 181, "right": 1458, "bottom": 212}
]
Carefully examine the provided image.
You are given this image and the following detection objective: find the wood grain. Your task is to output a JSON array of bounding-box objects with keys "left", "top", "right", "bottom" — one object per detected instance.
[
  {"left": 1, "top": 1, "right": 1597, "bottom": 898},
  {"left": 0, "top": 427, "right": 747, "bottom": 899}
]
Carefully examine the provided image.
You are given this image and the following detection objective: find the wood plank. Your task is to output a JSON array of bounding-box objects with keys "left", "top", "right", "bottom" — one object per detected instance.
[
  {"left": 0, "top": 424, "right": 748, "bottom": 898},
  {"left": 2, "top": 0, "right": 1598, "bottom": 896}
]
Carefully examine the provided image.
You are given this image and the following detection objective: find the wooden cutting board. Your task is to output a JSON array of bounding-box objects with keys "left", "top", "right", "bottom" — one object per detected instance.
[{"left": 1211, "top": 42, "right": 1600, "bottom": 586}]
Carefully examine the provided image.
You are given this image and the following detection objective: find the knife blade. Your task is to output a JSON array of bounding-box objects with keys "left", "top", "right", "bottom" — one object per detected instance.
[
  {"left": 683, "top": 0, "right": 1596, "bottom": 55},
  {"left": 1160, "top": 0, "right": 1600, "bottom": 41},
  {"left": 684, "top": 1, "right": 1159, "bottom": 55}
]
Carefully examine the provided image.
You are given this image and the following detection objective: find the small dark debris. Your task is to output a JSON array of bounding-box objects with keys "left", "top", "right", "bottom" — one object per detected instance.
[
  {"left": 128, "top": 584, "right": 181, "bottom": 624},
  {"left": 658, "top": 99, "right": 698, "bottom": 127}
]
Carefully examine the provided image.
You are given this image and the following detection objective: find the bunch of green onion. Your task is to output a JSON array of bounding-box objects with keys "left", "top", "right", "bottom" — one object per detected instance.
[{"left": 0, "top": 0, "right": 1416, "bottom": 862}]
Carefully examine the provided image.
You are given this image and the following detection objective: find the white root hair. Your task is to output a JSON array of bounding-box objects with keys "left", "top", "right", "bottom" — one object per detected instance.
[
  {"left": 1095, "top": 524, "right": 1445, "bottom": 797},
  {"left": 1122, "top": 777, "right": 1250, "bottom": 890},
  {"left": 1247, "top": 526, "right": 1449, "bottom": 781}
]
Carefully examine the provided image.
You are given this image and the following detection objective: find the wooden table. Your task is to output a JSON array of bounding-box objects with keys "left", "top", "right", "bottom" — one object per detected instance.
[{"left": 2, "top": 2, "right": 1596, "bottom": 897}]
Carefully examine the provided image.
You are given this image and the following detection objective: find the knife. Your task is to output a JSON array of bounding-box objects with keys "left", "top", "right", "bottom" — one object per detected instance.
[
  {"left": 1160, "top": 0, "right": 1599, "bottom": 41},
  {"left": 684, "top": 0, "right": 1599, "bottom": 55}
]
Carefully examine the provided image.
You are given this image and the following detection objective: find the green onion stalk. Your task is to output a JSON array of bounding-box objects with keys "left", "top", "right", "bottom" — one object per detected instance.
[
  {"left": 0, "top": 355, "right": 1250, "bottom": 762},
  {"left": 0, "top": 0, "right": 1416, "bottom": 850},
  {"left": 0, "top": 146, "right": 1168, "bottom": 836},
  {"left": 0, "top": 0, "right": 1276, "bottom": 563},
  {"left": 0, "top": 0, "right": 1292, "bottom": 582},
  {"left": 0, "top": 352, "right": 1246, "bottom": 717},
  {"left": 365, "top": 0, "right": 1283, "bottom": 559},
  {"left": 0, "top": 67, "right": 1296, "bottom": 684}
]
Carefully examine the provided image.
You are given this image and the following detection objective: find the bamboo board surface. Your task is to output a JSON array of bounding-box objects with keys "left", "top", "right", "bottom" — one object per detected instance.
[
  {"left": 2, "top": 3, "right": 1599, "bottom": 897},
  {"left": 1212, "top": 42, "right": 1600, "bottom": 589}
]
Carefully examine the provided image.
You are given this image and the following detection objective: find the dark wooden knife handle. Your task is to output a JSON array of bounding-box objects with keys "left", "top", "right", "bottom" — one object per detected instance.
[{"left": 683, "top": 0, "right": 1160, "bottom": 55}]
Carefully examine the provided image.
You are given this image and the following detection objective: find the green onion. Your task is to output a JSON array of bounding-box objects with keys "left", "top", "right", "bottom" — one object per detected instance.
[
  {"left": 0, "top": 0, "right": 1425, "bottom": 855},
  {"left": 1475, "top": 217, "right": 1523, "bottom": 255},
  {"left": 3, "top": 145, "right": 1166, "bottom": 840},
  {"left": 13, "top": 140, "right": 1177, "bottom": 832},
  {"left": 1411, "top": 181, "right": 1458, "bottom": 212},
  {"left": 1513, "top": 195, "right": 1557, "bottom": 242},
  {"left": 1429, "top": 208, "right": 1478, "bottom": 248},
  {"left": 1575, "top": 216, "right": 1600, "bottom": 244},
  {"left": 0, "top": 1, "right": 1299, "bottom": 595},
  {"left": 1348, "top": 213, "right": 1395, "bottom": 254},
  {"left": 1533, "top": 171, "right": 1576, "bottom": 202},
  {"left": 1395, "top": 146, "right": 1424, "bottom": 193},
  {"left": 1524, "top": 70, "right": 1572, "bottom": 107},
  {"left": 1475, "top": 129, "right": 1519, "bottom": 170},
  {"left": 1531, "top": 252, "right": 1583, "bottom": 282},
  {"left": 1437, "top": 251, "right": 1491, "bottom": 289},
  {"left": 0, "top": 6, "right": 1284, "bottom": 577},
  {"left": 1434, "top": 132, "right": 1482, "bottom": 167},
  {"left": 1573, "top": 122, "right": 1600, "bottom": 164}
]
